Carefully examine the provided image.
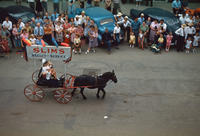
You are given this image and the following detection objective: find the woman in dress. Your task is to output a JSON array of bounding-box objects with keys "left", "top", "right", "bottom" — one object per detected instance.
[{"left": 149, "top": 19, "right": 160, "bottom": 44}]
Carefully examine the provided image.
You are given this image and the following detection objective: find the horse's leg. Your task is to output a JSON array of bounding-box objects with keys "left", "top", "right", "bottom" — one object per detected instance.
[
  {"left": 80, "top": 88, "right": 87, "bottom": 100},
  {"left": 71, "top": 88, "right": 76, "bottom": 96},
  {"left": 101, "top": 88, "right": 106, "bottom": 99},
  {"left": 96, "top": 88, "right": 100, "bottom": 99}
]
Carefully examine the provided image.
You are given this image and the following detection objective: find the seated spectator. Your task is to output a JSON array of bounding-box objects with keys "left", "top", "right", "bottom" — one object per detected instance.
[
  {"left": 29, "top": 34, "right": 36, "bottom": 45},
  {"left": 157, "top": 33, "right": 164, "bottom": 49},
  {"left": 0, "top": 36, "right": 10, "bottom": 53}
]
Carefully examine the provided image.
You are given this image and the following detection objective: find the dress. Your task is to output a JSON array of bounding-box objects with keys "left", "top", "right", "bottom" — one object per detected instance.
[
  {"left": 193, "top": 35, "right": 200, "bottom": 47},
  {"left": 89, "top": 30, "right": 98, "bottom": 48},
  {"left": 185, "top": 40, "right": 192, "bottom": 49},
  {"left": 166, "top": 35, "right": 173, "bottom": 47}
]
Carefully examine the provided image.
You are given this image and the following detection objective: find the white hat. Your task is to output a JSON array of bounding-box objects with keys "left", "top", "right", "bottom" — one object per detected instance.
[
  {"left": 124, "top": 16, "right": 128, "bottom": 19},
  {"left": 117, "top": 12, "right": 122, "bottom": 16},
  {"left": 81, "top": 11, "right": 85, "bottom": 14},
  {"left": 42, "top": 58, "right": 47, "bottom": 64},
  {"left": 141, "top": 13, "right": 144, "bottom": 16},
  {"left": 75, "top": 15, "right": 79, "bottom": 18}
]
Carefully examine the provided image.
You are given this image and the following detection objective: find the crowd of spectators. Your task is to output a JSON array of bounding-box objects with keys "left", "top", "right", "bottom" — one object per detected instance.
[{"left": 0, "top": 0, "right": 199, "bottom": 56}]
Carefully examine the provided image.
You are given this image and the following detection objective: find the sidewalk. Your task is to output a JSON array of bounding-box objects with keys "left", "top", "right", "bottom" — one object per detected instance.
[{"left": 0, "top": 1, "right": 199, "bottom": 16}]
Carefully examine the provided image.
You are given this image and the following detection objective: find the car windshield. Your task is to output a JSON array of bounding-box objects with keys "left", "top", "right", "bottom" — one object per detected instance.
[{"left": 100, "top": 18, "right": 114, "bottom": 25}]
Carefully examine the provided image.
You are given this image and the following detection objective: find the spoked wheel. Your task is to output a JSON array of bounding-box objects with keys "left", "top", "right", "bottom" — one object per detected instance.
[
  {"left": 24, "top": 84, "right": 45, "bottom": 102},
  {"left": 53, "top": 88, "right": 72, "bottom": 104},
  {"left": 32, "top": 69, "right": 41, "bottom": 84}
]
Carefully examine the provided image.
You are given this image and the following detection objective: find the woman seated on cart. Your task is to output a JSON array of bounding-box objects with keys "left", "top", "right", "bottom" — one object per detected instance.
[{"left": 37, "top": 59, "right": 64, "bottom": 87}]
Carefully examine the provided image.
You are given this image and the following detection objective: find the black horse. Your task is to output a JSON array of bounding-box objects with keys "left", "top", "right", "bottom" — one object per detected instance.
[{"left": 71, "top": 70, "right": 117, "bottom": 99}]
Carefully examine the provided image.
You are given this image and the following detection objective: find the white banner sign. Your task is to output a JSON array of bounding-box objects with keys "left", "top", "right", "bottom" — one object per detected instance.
[{"left": 26, "top": 45, "right": 71, "bottom": 60}]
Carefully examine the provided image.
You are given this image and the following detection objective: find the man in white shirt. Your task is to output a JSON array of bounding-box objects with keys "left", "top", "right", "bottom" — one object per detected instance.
[
  {"left": 184, "top": 23, "right": 196, "bottom": 39},
  {"left": 18, "top": 18, "right": 25, "bottom": 29},
  {"left": 74, "top": 15, "right": 81, "bottom": 26},
  {"left": 27, "top": 0, "right": 35, "bottom": 10},
  {"left": 123, "top": 16, "right": 131, "bottom": 42},
  {"left": 175, "top": 24, "right": 186, "bottom": 52},
  {"left": 113, "top": 23, "right": 121, "bottom": 49},
  {"left": 2, "top": 17, "right": 12, "bottom": 31},
  {"left": 114, "top": 12, "right": 124, "bottom": 26},
  {"left": 2, "top": 17, "right": 14, "bottom": 48},
  {"left": 159, "top": 19, "right": 167, "bottom": 34},
  {"left": 79, "top": 11, "right": 86, "bottom": 26},
  {"left": 179, "top": 13, "right": 186, "bottom": 24}
]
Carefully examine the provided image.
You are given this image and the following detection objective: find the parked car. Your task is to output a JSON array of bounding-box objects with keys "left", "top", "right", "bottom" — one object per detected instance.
[
  {"left": 84, "top": 7, "right": 116, "bottom": 41},
  {"left": 130, "top": 8, "right": 181, "bottom": 33},
  {"left": 0, "top": 5, "right": 35, "bottom": 24}
]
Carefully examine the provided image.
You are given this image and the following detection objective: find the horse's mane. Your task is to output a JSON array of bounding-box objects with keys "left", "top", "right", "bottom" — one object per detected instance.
[{"left": 98, "top": 72, "right": 112, "bottom": 79}]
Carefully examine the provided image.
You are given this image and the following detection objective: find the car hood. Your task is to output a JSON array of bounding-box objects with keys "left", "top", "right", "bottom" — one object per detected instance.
[
  {"left": 9, "top": 12, "right": 35, "bottom": 23},
  {"left": 99, "top": 23, "right": 115, "bottom": 34}
]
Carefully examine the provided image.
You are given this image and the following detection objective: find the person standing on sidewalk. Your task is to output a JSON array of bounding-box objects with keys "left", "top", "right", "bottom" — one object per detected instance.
[
  {"left": 15, "top": 0, "right": 22, "bottom": 5},
  {"left": 53, "top": 0, "right": 60, "bottom": 13},
  {"left": 112, "top": 0, "right": 121, "bottom": 15},
  {"left": 41, "top": 0, "right": 48, "bottom": 14},
  {"left": 27, "top": 0, "right": 35, "bottom": 11}
]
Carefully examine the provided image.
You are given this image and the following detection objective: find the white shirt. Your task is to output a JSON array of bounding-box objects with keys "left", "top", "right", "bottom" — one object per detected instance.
[
  {"left": 55, "top": 18, "right": 65, "bottom": 24},
  {"left": 175, "top": 27, "right": 184, "bottom": 37},
  {"left": 159, "top": 23, "right": 167, "bottom": 31},
  {"left": 2, "top": 21, "right": 12, "bottom": 30},
  {"left": 114, "top": 16, "right": 124, "bottom": 25},
  {"left": 74, "top": 18, "right": 82, "bottom": 26},
  {"left": 19, "top": 22, "right": 25, "bottom": 29},
  {"left": 79, "top": 15, "right": 86, "bottom": 25},
  {"left": 185, "top": 18, "right": 193, "bottom": 24},
  {"left": 185, "top": 40, "right": 192, "bottom": 49},
  {"left": 123, "top": 20, "right": 131, "bottom": 28},
  {"left": 184, "top": 26, "right": 196, "bottom": 39},
  {"left": 113, "top": 26, "right": 120, "bottom": 34},
  {"left": 179, "top": 16, "right": 186, "bottom": 24},
  {"left": 55, "top": 25, "right": 63, "bottom": 32},
  {"left": 42, "top": 66, "right": 51, "bottom": 80}
]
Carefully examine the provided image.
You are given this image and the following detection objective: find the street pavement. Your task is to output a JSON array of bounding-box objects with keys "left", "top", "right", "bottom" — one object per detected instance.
[
  {"left": 0, "top": 44, "right": 200, "bottom": 136},
  {"left": 0, "top": 1, "right": 200, "bottom": 136}
]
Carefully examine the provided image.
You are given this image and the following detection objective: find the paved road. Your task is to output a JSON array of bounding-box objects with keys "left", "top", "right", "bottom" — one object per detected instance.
[{"left": 0, "top": 44, "right": 200, "bottom": 136}]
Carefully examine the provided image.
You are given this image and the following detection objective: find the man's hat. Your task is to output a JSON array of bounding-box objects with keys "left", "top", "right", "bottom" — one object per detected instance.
[{"left": 117, "top": 12, "right": 122, "bottom": 16}]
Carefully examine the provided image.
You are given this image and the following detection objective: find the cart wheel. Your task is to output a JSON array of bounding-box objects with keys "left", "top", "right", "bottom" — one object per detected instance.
[
  {"left": 32, "top": 69, "right": 40, "bottom": 84},
  {"left": 53, "top": 88, "right": 72, "bottom": 104},
  {"left": 24, "top": 84, "right": 45, "bottom": 102}
]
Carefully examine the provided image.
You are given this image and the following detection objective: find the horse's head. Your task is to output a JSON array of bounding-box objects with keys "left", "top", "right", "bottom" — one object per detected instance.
[
  {"left": 111, "top": 70, "right": 117, "bottom": 83},
  {"left": 101, "top": 70, "right": 118, "bottom": 83}
]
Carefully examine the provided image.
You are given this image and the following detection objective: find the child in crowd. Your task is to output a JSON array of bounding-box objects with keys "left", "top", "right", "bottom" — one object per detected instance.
[
  {"left": 157, "top": 34, "right": 164, "bottom": 49},
  {"left": 29, "top": 34, "right": 36, "bottom": 45},
  {"left": 185, "top": 37, "right": 192, "bottom": 53},
  {"left": 129, "top": 32, "right": 135, "bottom": 48},
  {"left": 63, "top": 30, "right": 70, "bottom": 45},
  {"left": 165, "top": 32, "right": 173, "bottom": 52},
  {"left": 138, "top": 30, "right": 144, "bottom": 49},
  {"left": 73, "top": 34, "right": 81, "bottom": 54},
  {"left": 192, "top": 32, "right": 200, "bottom": 53},
  {"left": 0, "top": 36, "right": 10, "bottom": 53}
]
